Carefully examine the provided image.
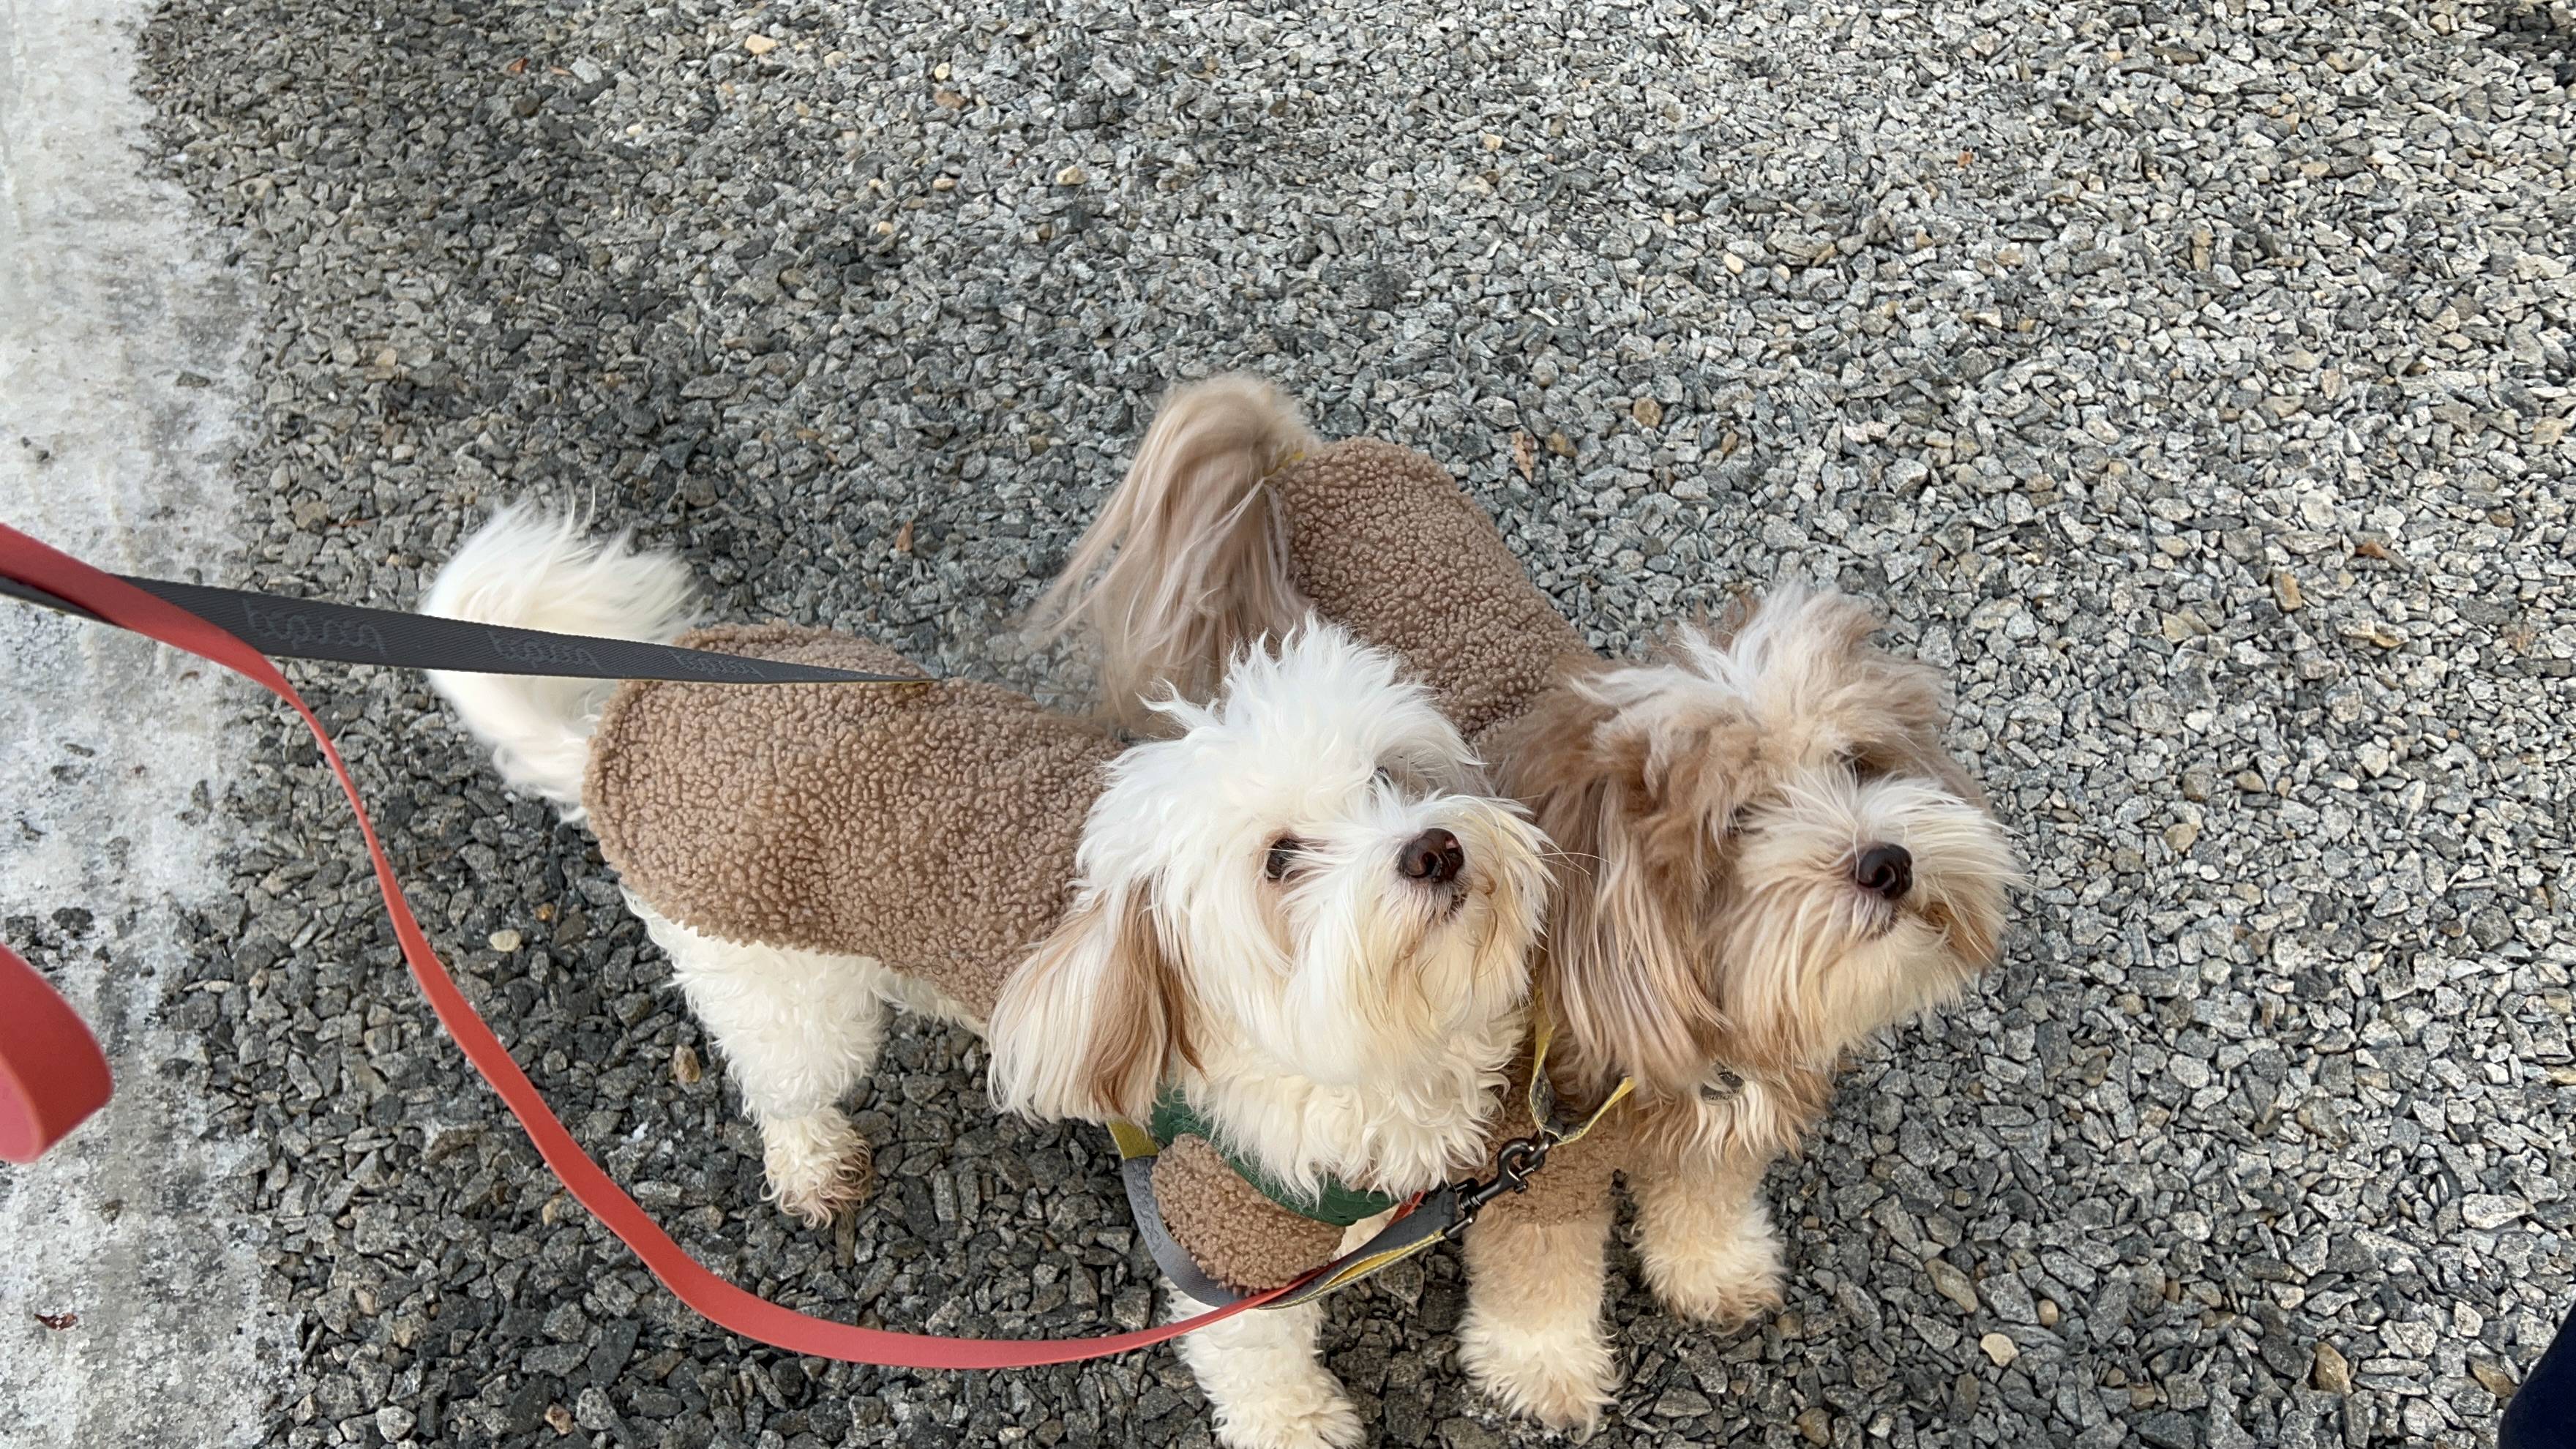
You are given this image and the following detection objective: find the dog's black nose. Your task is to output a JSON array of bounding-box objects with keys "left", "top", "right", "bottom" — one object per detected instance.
[
  {"left": 1854, "top": 843, "right": 1912, "bottom": 901},
  {"left": 1400, "top": 828, "right": 1465, "bottom": 885}
]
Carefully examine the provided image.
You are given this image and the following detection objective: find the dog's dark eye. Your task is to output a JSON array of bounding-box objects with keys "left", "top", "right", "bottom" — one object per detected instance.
[
  {"left": 1373, "top": 765, "right": 1393, "bottom": 787},
  {"left": 1843, "top": 749, "right": 1891, "bottom": 784},
  {"left": 1265, "top": 837, "right": 1302, "bottom": 881},
  {"left": 1721, "top": 806, "right": 1749, "bottom": 839}
]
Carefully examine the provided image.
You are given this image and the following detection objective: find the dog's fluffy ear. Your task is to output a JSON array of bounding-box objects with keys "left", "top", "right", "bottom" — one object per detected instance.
[
  {"left": 988, "top": 885, "right": 1197, "bottom": 1123},
  {"left": 1502, "top": 688, "right": 1731, "bottom": 1101}
]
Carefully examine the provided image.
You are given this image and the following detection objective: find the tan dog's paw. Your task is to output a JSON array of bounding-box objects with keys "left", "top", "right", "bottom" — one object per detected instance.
[
  {"left": 1458, "top": 1314, "right": 1616, "bottom": 1432},
  {"left": 1208, "top": 1370, "right": 1364, "bottom": 1449},
  {"left": 760, "top": 1112, "right": 875, "bottom": 1226},
  {"left": 1641, "top": 1211, "right": 1786, "bottom": 1327}
]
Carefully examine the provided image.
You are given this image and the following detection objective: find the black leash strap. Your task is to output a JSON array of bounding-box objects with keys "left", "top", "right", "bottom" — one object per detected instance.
[{"left": 0, "top": 572, "right": 914, "bottom": 686}]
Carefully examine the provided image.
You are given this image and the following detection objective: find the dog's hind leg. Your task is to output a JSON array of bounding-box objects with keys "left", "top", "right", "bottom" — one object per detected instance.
[{"left": 631, "top": 896, "right": 888, "bottom": 1226}]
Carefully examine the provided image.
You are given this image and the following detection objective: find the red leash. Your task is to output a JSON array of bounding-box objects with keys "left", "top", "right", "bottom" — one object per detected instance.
[
  {"left": 0, "top": 939, "right": 111, "bottom": 1165},
  {"left": 0, "top": 521, "right": 1295, "bottom": 1365}
]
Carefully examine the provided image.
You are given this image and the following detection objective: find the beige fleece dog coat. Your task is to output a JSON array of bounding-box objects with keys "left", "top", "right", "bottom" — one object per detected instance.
[{"left": 580, "top": 623, "right": 1352, "bottom": 1289}]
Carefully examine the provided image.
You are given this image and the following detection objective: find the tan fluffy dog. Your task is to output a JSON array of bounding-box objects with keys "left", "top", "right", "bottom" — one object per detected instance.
[{"left": 1040, "top": 378, "right": 2023, "bottom": 1427}]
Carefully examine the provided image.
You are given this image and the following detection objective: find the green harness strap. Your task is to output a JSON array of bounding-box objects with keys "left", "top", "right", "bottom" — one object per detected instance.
[{"left": 1143, "top": 1087, "right": 1402, "bottom": 1229}]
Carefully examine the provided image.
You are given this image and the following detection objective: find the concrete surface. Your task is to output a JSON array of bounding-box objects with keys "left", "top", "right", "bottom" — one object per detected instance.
[{"left": 0, "top": 0, "right": 286, "bottom": 1443}]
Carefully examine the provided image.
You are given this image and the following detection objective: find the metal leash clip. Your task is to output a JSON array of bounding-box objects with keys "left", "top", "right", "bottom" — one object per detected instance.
[
  {"left": 1441, "top": 1000, "right": 1635, "bottom": 1238},
  {"left": 1444, "top": 1133, "right": 1550, "bottom": 1237}
]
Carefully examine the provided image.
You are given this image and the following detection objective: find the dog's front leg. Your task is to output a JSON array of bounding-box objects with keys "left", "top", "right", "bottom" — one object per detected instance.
[
  {"left": 1633, "top": 1143, "right": 1786, "bottom": 1326},
  {"left": 1456, "top": 1200, "right": 1618, "bottom": 1430},
  {"left": 1168, "top": 1280, "right": 1360, "bottom": 1449}
]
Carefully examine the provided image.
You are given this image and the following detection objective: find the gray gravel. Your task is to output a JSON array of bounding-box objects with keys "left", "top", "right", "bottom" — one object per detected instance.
[{"left": 24, "top": 0, "right": 2574, "bottom": 1443}]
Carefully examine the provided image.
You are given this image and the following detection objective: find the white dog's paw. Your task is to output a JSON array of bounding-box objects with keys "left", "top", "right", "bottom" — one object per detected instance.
[
  {"left": 1208, "top": 1369, "right": 1364, "bottom": 1449},
  {"left": 1642, "top": 1210, "right": 1786, "bottom": 1327},
  {"left": 760, "top": 1112, "right": 874, "bottom": 1227},
  {"left": 1458, "top": 1314, "right": 1616, "bottom": 1432}
]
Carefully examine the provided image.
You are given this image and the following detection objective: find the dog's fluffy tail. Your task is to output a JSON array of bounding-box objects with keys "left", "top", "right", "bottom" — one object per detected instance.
[
  {"left": 421, "top": 504, "right": 698, "bottom": 820},
  {"left": 1034, "top": 374, "right": 1319, "bottom": 729}
]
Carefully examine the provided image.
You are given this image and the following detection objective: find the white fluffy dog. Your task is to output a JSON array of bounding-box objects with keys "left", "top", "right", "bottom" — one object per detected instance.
[{"left": 422, "top": 508, "right": 1549, "bottom": 1449}]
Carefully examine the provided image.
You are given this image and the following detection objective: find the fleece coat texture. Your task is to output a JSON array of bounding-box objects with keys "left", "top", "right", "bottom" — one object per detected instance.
[
  {"left": 586, "top": 624, "right": 1112, "bottom": 1017},
  {"left": 1266, "top": 441, "right": 1650, "bottom": 1230},
  {"left": 1148, "top": 1138, "right": 1347, "bottom": 1292},
  {"left": 1268, "top": 440, "right": 1589, "bottom": 749},
  {"left": 581, "top": 623, "right": 1356, "bottom": 1290}
]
